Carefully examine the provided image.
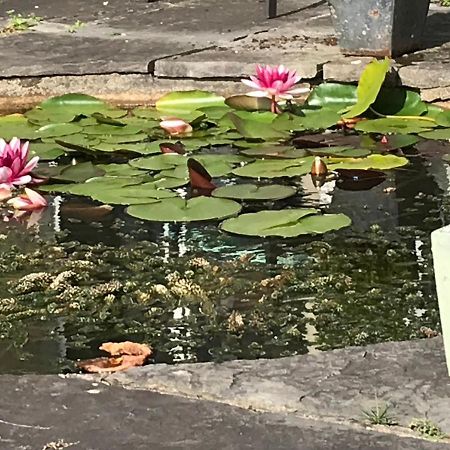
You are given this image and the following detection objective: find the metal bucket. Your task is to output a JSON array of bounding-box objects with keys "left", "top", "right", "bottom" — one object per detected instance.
[{"left": 328, "top": 0, "right": 431, "bottom": 57}]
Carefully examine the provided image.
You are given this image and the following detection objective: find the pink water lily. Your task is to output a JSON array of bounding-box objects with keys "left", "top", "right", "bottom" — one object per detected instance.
[
  {"left": 0, "top": 137, "right": 39, "bottom": 187},
  {"left": 160, "top": 118, "right": 193, "bottom": 136},
  {"left": 242, "top": 64, "right": 309, "bottom": 113},
  {"left": 7, "top": 188, "right": 47, "bottom": 211}
]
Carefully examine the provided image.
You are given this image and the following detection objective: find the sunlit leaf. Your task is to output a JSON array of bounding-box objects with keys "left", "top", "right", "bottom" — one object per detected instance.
[{"left": 212, "top": 183, "right": 296, "bottom": 201}]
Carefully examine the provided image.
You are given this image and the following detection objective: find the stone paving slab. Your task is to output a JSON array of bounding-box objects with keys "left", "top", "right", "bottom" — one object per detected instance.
[
  {"left": 0, "top": 374, "right": 448, "bottom": 450},
  {"left": 97, "top": 337, "right": 450, "bottom": 436}
]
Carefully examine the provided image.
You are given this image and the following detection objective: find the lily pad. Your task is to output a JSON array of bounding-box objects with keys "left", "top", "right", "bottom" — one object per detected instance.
[
  {"left": 225, "top": 95, "right": 272, "bottom": 112},
  {"left": 35, "top": 123, "right": 82, "bottom": 139},
  {"left": 418, "top": 129, "right": 450, "bottom": 141},
  {"left": 228, "top": 112, "right": 288, "bottom": 140},
  {"left": 92, "top": 142, "right": 160, "bottom": 154},
  {"left": 372, "top": 89, "right": 427, "bottom": 116},
  {"left": 91, "top": 184, "right": 176, "bottom": 205},
  {"left": 212, "top": 183, "right": 296, "bottom": 201},
  {"left": 53, "top": 161, "right": 106, "bottom": 183},
  {"left": 220, "top": 209, "right": 351, "bottom": 237},
  {"left": 327, "top": 154, "right": 409, "bottom": 170},
  {"left": 355, "top": 118, "right": 434, "bottom": 135},
  {"left": 0, "top": 114, "right": 39, "bottom": 140},
  {"left": 342, "top": 58, "right": 390, "bottom": 119},
  {"left": 307, "top": 146, "right": 370, "bottom": 158},
  {"left": 156, "top": 90, "right": 225, "bottom": 115},
  {"left": 239, "top": 145, "right": 309, "bottom": 159},
  {"left": 126, "top": 197, "right": 242, "bottom": 222},
  {"left": 83, "top": 124, "right": 143, "bottom": 136},
  {"left": 360, "top": 134, "right": 419, "bottom": 151},
  {"left": 29, "top": 142, "right": 67, "bottom": 160},
  {"left": 306, "top": 83, "right": 358, "bottom": 112},
  {"left": 232, "top": 157, "right": 314, "bottom": 178}
]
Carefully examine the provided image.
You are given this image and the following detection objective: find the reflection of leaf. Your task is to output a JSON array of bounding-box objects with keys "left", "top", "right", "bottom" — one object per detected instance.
[
  {"left": 372, "top": 89, "right": 427, "bottom": 116},
  {"left": 343, "top": 58, "right": 390, "bottom": 119},
  {"left": 220, "top": 209, "right": 351, "bottom": 237}
]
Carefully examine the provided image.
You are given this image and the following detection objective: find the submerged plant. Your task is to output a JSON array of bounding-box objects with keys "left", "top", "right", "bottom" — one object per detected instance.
[{"left": 241, "top": 64, "right": 308, "bottom": 113}]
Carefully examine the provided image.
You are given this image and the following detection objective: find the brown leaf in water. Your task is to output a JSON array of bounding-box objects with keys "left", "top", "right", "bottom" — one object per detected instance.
[
  {"left": 76, "top": 341, "right": 152, "bottom": 373},
  {"left": 61, "top": 202, "right": 113, "bottom": 221},
  {"left": 100, "top": 341, "right": 152, "bottom": 358}
]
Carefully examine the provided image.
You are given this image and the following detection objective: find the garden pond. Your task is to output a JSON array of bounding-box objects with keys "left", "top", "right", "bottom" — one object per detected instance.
[{"left": 0, "top": 59, "right": 449, "bottom": 374}]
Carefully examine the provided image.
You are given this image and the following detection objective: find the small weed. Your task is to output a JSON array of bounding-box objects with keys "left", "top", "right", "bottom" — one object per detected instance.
[
  {"left": 410, "top": 419, "right": 447, "bottom": 440},
  {"left": 67, "top": 20, "right": 85, "bottom": 33},
  {"left": 440, "top": 0, "right": 450, "bottom": 6},
  {"left": 1, "top": 10, "right": 43, "bottom": 34},
  {"left": 363, "top": 402, "right": 397, "bottom": 426}
]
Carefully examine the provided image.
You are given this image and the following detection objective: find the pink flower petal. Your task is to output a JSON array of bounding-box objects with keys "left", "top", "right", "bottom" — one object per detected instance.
[
  {"left": 11, "top": 175, "right": 32, "bottom": 186},
  {"left": 241, "top": 79, "right": 263, "bottom": 90},
  {"left": 17, "top": 156, "right": 39, "bottom": 177},
  {"left": 246, "top": 90, "right": 271, "bottom": 98},
  {"left": 24, "top": 188, "right": 47, "bottom": 208},
  {"left": 0, "top": 167, "right": 12, "bottom": 183},
  {"left": 160, "top": 119, "right": 193, "bottom": 136},
  {"left": 0, "top": 185, "right": 12, "bottom": 201}
]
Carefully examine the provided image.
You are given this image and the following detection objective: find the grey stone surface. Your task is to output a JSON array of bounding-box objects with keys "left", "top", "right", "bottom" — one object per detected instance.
[
  {"left": 100, "top": 338, "right": 450, "bottom": 435},
  {"left": 0, "top": 374, "right": 448, "bottom": 449}
]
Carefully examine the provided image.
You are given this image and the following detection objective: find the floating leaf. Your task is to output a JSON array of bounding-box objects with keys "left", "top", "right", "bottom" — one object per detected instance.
[
  {"left": 418, "top": 129, "right": 450, "bottom": 141},
  {"left": 25, "top": 107, "right": 80, "bottom": 124},
  {"left": 0, "top": 114, "right": 39, "bottom": 140},
  {"left": 355, "top": 118, "right": 434, "bottom": 135},
  {"left": 55, "top": 162, "right": 106, "bottom": 183},
  {"left": 328, "top": 154, "right": 408, "bottom": 170},
  {"left": 232, "top": 157, "right": 314, "bottom": 178},
  {"left": 239, "top": 145, "right": 308, "bottom": 159},
  {"left": 228, "top": 112, "right": 288, "bottom": 140},
  {"left": 434, "top": 110, "right": 450, "bottom": 127},
  {"left": 83, "top": 124, "right": 143, "bottom": 136},
  {"left": 225, "top": 95, "right": 272, "bottom": 111},
  {"left": 36, "top": 123, "right": 82, "bottom": 138},
  {"left": 127, "top": 197, "right": 242, "bottom": 222},
  {"left": 360, "top": 134, "right": 419, "bottom": 151},
  {"left": 96, "top": 164, "right": 146, "bottom": 177},
  {"left": 156, "top": 90, "right": 225, "bottom": 115},
  {"left": 306, "top": 83, "right": 357, "bottom": 111},
  {"left": 212, "top": 183, "right": 296, "bottom": 201},
  {"left": 307, "top": 146, "right": 370, "bottom": 158},
  {"left": 343, "top": 58, "right": 390, "bottom": 119},
  {"left": 29, "top": 142, "right": 67, "bottom": 160},
  {"left": 91, "top": 185, "right": 176, "bottom": 205},
  {"left": 132, "top": 108, "right": 160, "bottom": 119},
  {"left": 220, "top": 209, "right": 351, "bottom": 237}
]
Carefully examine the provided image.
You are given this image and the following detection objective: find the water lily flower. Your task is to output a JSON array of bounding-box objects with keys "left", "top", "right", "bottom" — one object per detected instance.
[
  {"left": 241, "top": 64, "right": 309, "bottom": 113},
  {"left": 7, "top": 188, "right": 47, "bottom": 211},
  {"left": 0, "top": 137, "right": 39, "bottom": 187},
  {"left": 160, "top": 118, "right": 193, "bottom": 136}
]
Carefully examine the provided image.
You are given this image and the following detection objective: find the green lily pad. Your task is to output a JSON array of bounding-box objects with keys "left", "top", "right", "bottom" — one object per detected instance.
[
  {"left": 91, "top": 184, "right": 176, "bottom": 205},
  {"left": 212, "top": 183, "right": 296, "bottom": 201},
  {"left": 307, "top": 146, "right": 370, "bottom": 158},
  {"left": 96, "top": 164, "right": 146, "bottom": 177},
  {"left": 98, "top": 134, "right": 150, "bottom": 144},
  {"left": 434, "top": 110, "right": 450, "bottom": 127},
  {"left": 35, "top": 123, "right": 82, "bottom": 138},
  {"left": 92, "top": 142, "right": 160, "bottom": 154},
  {"left": 83, "top": 124, "right": 143, "bottom": 136},
  {"left": 360, "top": 134, "right": 419, "bottom": 151},
  {"left": 418, "top": 129, "right": 450, "bottom": 140},
  {"left": 25, "top": 107, "right": 80, "bottom": 124},
  {"left": 156, "top": 90, "right": 225, "bottom": 115},
  {"left": 239, "top": 145, "right": 309, "bottom": 159},
  {"left": 40, "top": 94, "right": 127, "bottom": 118},
  {"left": 29, "top": 142, "right": 67, "bottom": 160},
  {"left": 343, "top": 58, "right": 390, "bottom": 119},
  {"left": 55, "top": 135, "right": 101, "bottom": 154},
  {"left": 355, "top": 118, "right": 434, "bottom": 135},
  {"left": 232, "top": 157, "right": 314, "bottom": 178},
  {"left": 0, "top": 114, "right": 39, "bottom": 140},
  {"left": 54, "top": 161, "right": 106, "bottom": 182},
  {"left": 225, "top": 95, "right": 272, "bottom": 112},
  {"left": 306, "top": 83, "right": 358, "bottom": 112},
  {"left": 220, "top": 209, "right": 351, "bottom": 237},
  {"left": 273, "top": 109, "right": 340, "bottom": 131},
  {"left": 327, "top": 154, "right": 409, "bottom": 170},
  {"left": 228, "top": 112, "right": 288, "bottom": 140},
  {"left": 197, "top": 106, "right": 232, "bottom": 120},
  {"left": 132, "top": 108, "right": 160, "bottom": 119},
  {"left": 126, "top": 197, "right": 242, "bottom": 222}
]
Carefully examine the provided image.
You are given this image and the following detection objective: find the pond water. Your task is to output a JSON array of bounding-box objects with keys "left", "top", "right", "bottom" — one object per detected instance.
[{"left": 0, "top": 139, "right": 448, "bottom": 374}]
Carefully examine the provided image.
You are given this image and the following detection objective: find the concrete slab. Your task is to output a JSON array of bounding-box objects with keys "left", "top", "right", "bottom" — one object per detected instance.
[
  {"left": 101, "top": 338, "right": 450, "bottom": 435},
  {"left": 0, "top": 375, "right": 448, "bottom": 450}
]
